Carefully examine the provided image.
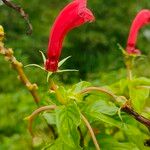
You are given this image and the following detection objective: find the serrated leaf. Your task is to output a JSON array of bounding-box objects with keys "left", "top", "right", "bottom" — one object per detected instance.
[
  {"left": 82, "top": 95, "right": 118, "bottom": 116},
  {"left": 85, "top": 110, "right": 124, "bottom": 128},
  {"left": 46, "top": 138, "right": 79, "bottom": 150},
  {"left": 82, "top": 99, "right": 141, "bottom": 134},
  {"left": 97, "top": 135, "right": 139, "bottom": 150},
  {"left": 55, "top": 103, "right": 81, "bottom": 149},
  {"left": 129, "top": 86, "right": 149, "bottom": 113},
  {"left": 43, "top": 112, "right": 56, "bottom": 125},
  {"left": 110, "top": 79, "right": 128, "bottom": 95},
  {"left": 70, "top": 81, "right": 91, "bottom": 94},
  {"left": 83, "top": 99, "right": 149, "bottom": 149},
  {"left": 129, "top": 77, "right": 150, "bottom": 113},
  {"left": 132, "top": 77, "right": 150, "bottom": 85},
  {"left": 56, "top": 86, "right": 69, "bottom": 104}
]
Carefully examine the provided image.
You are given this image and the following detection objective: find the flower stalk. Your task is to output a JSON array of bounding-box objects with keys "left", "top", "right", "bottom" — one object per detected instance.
[
  {"left": 81, "top": 114, "right": 101, "bottom": 150},
  {"left": 124, "top": 55, "right": 134, "bottom": 80}
]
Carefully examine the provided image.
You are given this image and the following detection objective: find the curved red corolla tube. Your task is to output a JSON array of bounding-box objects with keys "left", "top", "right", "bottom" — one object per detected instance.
[
  {"left": 45, "top": 0, "right": 95, "bottom": 72},
  {"left": 126, "top": 9, "right": 150, "bottom": 55}
]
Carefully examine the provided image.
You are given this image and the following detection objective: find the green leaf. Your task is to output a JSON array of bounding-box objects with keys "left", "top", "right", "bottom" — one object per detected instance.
[
  {"left": 47, "top": 72, "right": 53, "bottom": 82},
  {"left": 82, "top": 95, "right": 118, "bottom": 116},
  {"left": 57, "top": 69, "right": 78, "bottom": 73},
  {"left": 43, "top": 112, "right": 56, "bottom": 125},
  {"left": 86, "top": 134, "right": 139, "bottom": 150},
  {"left": 58, "top": 56, "right": 71, "bottom": 67},
  {"left": 46, "top": 138, "right": 79, "bottom": 150},
  {"left": 110, "top": 79, "right": 128, "bottom": 95},
  {"left": 70, "top": 81, "right": 91, "bottom": 94},
  {"left": 82, "top": 98, "right": 124, "bottom": 128},
  {"left": 48, "top": 92, "right": 61, "bottom": 106},
  {"left": 66, "top": 81, "right": 92, "bottom": 102},
  {"left": 55, "top": 103, "right": 81, "bottom": 149},
  {"left": 24, "top": 64, "right": 45, "bottom": 71},
  {"left": 86, "top": 110, "right": 124, "bottom": 128},
  {"left": 56, "top": 86, "right": 69, "bottom": 104},
  {"left": 49, "top": 86, "right": 68, "bottom": 105},
  {"left": 97, "top": 135, "right": 139, "bottom": 150},
  {"left": 132, "top": 77, "right": 150, "bottom": 85},
  {"left": 39, "top": 50, "right": 46, "bottom": 63},
  {"left": 117, "top": 43, "right": 127, "bottom": 55},
  {"left": 122, "top": 124, "right": 149, "bottom": 150},
  {"left": 83, "top": 99, "right": 149, "bottom": 149},
  {"left": 82, "top": 98, "right": 141, "bottom": 133},
  {"left": 129, "top": 77, "right": 150, "bottom": 112},
  {"left": 129, "top": 86, "right": 149, "bottom": 113}
]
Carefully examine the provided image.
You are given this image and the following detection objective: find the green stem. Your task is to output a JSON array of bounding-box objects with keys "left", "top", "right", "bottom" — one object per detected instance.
[
  {"left": 25, "top": 105, "right": 57, "bottom": 137},
  {"left": 79, "top": 87, "right": 150, "bottom": 129},
  {"left": 78, "top": 87, "right": 117, "bottom": 101},
  {"left": 81, "top": 114, "right": 101, "bottom": 150},
  {"left": 125, "top": 55, "right": 134, "bottom": 80},
  {"left": 49, "top": 79, "right": 66, "bottom": 104}
]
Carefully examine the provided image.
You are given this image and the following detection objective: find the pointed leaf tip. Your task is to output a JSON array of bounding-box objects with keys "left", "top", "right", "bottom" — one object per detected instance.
[
  {"left": 39, "top": 50, "right": 46, "bottom": 63},
  {"left": 47, "top": 72, "right": 53, "bottom": 82},
  {"left": 57, "top": 69, "right": 78, "bottom": 73},
  {"left": 117, "top": 43, "right": 127, "bottom": 55},
  {"left": 58, "top": 56, "right": 72, "bottom": 67},
  {"left": 24, "top": 64, "right": 46, "bottom": 71},
  {"left": 24, "top": 116, "right": 30, "bottom": 120}
]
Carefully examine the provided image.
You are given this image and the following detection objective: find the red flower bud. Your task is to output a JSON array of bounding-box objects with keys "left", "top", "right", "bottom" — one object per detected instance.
[
  {"left": 45, "top": 0, "right": 95, "bottom": 72},
  {"left": 126, "top": 9, "right": 150, "bottom": 55}
]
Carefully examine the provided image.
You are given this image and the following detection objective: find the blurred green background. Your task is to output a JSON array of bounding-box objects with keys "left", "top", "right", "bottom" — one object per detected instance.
[{"left": 0, "top": 0, "right": 150, "bottom": 149}]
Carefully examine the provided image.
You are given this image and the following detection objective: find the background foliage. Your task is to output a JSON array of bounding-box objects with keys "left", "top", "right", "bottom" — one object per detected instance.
[{"left": 0, "top": 0, "right": 150, "bottom": 149}]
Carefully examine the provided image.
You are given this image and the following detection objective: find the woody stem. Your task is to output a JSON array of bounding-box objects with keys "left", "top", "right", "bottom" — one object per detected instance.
[
  {"left": 121, "top": 105, "right": 150, "bottom": 128},
  {"left": 79, "top": 87, "right": 150, "bottom": 129},
  {"left": 0, "top": 30, "right": 39, "bottom": 105}
]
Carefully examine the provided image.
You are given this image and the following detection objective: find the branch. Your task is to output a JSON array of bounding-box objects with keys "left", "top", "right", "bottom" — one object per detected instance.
[
  {"left": 78, "top": 86, "right": 124, "bottom": 106},
  {"left": 0, "top": 26, "right": 39, "bottom": 104},
  {"left": 25, "top": 105, "right": 57, "bottom": 137},
  {"left": 79, "top": 86, "right": 150, "bottom": 129},
  {"left": 0, "top": 26, "right": 58, "bottom": 139},
  {"left": 78, "top": 87, "right": 117, "bottom": 100},
  {"left": 26, "top": 105, "right": 57, "bottom": 120},
  {"left": 122, "top": 105, "right": 150, "bottom": 128},
  {"left": 2, "top": 0, "right": 32, "bottom": 35},
  {"left": 81, "top": 114, "right": 101, "bottom": 150}
]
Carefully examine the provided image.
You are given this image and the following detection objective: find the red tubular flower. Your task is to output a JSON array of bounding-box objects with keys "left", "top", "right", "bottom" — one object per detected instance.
[
  {"left": 45, "top": 0, "right": 95, "bottom": 72},
  {"left": 126, "top": 9, "right": 150, "bottom": 55}
]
